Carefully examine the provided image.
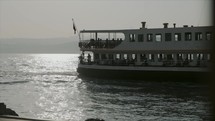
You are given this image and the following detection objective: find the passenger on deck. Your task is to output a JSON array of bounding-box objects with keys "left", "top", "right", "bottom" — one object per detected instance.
[
  {"left": 87, "top": 54, "right": 91, "bottom": 64},
  {"left": 79, "top": 53, "right": 84, "bottom": 64}
]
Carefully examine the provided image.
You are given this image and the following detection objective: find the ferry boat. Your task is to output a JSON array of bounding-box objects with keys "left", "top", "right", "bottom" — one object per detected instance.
[{"left": 77, "top": 22, "right": 212, "bottom": 80}]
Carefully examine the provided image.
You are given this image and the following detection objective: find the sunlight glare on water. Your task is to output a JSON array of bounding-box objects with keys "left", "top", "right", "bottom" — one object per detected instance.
[
  {"left": 0, "top": 54, "right": 212, "bottom": 121},
  {"left": 27, "top": 54, "right": 83, "bottom": 120},
  {"left": 27, "top": 54, "right": 78, "bottom": 73}
]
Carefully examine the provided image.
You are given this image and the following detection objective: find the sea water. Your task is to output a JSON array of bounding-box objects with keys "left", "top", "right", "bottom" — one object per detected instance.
[{"left": 0, "top": 54, "right": 212, "bottom": 121}]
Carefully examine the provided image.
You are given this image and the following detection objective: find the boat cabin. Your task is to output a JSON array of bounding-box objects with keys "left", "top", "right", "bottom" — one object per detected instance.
[{"left": 78, "top": 22, "right": 212, "bottom": 67}]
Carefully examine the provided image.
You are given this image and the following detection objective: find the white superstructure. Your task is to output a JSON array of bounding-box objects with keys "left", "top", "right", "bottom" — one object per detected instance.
[{"left": 78, "top": 22, "right": 212, "bottom": 68}]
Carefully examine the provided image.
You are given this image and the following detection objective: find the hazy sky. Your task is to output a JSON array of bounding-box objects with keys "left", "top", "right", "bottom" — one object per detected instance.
[{"left": 0, "top": 0, "right": 213, "bottom": 38}]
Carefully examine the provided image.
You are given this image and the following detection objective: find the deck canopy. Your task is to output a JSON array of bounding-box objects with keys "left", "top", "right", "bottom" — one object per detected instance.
[{"left": 80, "top": 29, "right": 128, "bottom": 42}]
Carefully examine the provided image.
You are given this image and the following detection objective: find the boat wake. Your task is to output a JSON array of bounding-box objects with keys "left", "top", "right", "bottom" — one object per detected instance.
[{"left": 28, "top": 71, "right": 78, "bottom": 76}]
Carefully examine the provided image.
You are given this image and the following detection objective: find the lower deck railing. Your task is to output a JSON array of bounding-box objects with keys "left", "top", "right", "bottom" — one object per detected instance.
[{"left": 79, "top": 59, "right": 209, "bottom": 67}]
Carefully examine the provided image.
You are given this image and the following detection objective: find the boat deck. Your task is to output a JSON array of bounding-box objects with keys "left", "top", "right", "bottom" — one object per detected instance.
[{"left": 78, "top": 64, "right": 209, "bottom": 72}]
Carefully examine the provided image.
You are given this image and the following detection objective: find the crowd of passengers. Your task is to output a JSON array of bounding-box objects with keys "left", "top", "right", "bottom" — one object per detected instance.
[
  {"left": 79, "top": 38, "right": 123, "bottom": 49},
  {"left": 79, "top": 54, "right": 207, "bottom": 67}
]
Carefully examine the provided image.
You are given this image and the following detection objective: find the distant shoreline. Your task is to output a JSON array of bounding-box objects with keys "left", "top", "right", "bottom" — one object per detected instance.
[{"left": 0, "top": 37, "right": 80, "bottom": 54}]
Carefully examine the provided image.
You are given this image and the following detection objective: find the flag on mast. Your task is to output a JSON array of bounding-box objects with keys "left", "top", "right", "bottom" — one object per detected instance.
[
  {"left": 72, "top": 18, "right": 81, "bottom": 41},
  {"left": 72, "top": 19, "right": 77, "bottom": 34}
]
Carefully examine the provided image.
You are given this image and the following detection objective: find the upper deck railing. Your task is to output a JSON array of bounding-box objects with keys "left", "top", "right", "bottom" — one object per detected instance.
[
  {"left": 79, "top": 30, "right": 125, "bottom": 49},
  {"left": 79, "top": 38, "right": 123, "bottom": 49}
]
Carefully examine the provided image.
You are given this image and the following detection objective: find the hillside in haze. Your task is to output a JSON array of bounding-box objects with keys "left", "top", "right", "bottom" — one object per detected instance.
[{"left": 0, "top": 37, "right": 79, "bottom": 53}]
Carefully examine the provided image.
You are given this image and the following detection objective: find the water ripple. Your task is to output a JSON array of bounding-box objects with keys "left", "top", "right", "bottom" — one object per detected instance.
[
  {"left": 0, "top": 54, "right": 211, "bottom": 121},
  {"left": 0, "top": 80, "right": 30, "bottom": 85}
]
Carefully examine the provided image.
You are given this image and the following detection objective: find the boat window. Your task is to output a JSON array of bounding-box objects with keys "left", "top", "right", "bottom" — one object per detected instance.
[
  {"left": 147, "top": 34, "right": 153, "bottom": 42},
  {"left": 206, "top": 32, "right": 212, "bottom": 40},
  {"left": 176, "top": 54, "right": 183, "bottom": 60},
  {"left": 158, "top": 54, "right": 164, "bottom": 62},
  {"left": 138, "top": 34, "right": 144, "bottom": 42},
  {"left": 96, "top": 33, "right": 125, "bottom": 41},
  {"left": 129, "top": 34, "right": 135, "bottom": 42},
  {"left": 201, "top": 54, "right": 204, "bottom": 60},
  {"left": 116, "top": 54, "right": 120, "bottom": 59},
  {"left": 140, "top": 54, "right": 146, "bottom": 62},
  {"left": 190, "top": 54, "right": 194, "bottom": 61},
  {"left": 149, "top": 54, "right": 154, "bottom": 62},
  {"left": 94, "top": 54, "right": 99, "bottom": 60},
  {"left": 80, "top": 32, "right": 124, "bottom": 42},
  {"left": 185, "top": 32, "right": 192, "bottom": 41},
  {"left": 123, "top": 54, "right": 128, "bottom": 59},
  {"left": 155, "top": 34, "right": 162, "bottom": 42},
  {"left": 197, "top": 54, "right": 204, "bottom": 60},
  {"left": 108, "top": 54, "right": 114, "bottom": 60},
  {"left": 80, "top": 33, "right": 94, "bottom": 41},
  {"left": 132, "top": 54, "right": 136, "bottom": 60},
  {"left": 165, "top": 33, "right": 171, "bottom": 41},
  {"left": 185, "top": 54, "right": 193, "bottom": 61},
  {"left": 207, "top": 54, "right": 210, "bottom": 61},
  {"left": 97, "top": 33, "right": 108, "bottom": 40},
  {"left": 174, "top": 33, "right": 181, "bottom": 41},
  {"left": 182, "top": 54, "right": 186, "bottom": 60},
  {"left": 101, "top": 54, "right": 107, "bottom": 59},
  {"left": 166, "top": 54, "right": 173, "bottom": 60},
  {"left": 195, "top": 32, "right": 202, "bottom": 40}
]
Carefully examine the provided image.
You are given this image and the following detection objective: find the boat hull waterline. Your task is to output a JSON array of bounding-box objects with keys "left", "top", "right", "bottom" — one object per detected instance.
[{"left": 77, "top": 64, "right": 208, "bottom": 81}]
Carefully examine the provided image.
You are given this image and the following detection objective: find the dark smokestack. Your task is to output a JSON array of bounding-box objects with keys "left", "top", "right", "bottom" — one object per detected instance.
[
  {"left": 163, "top": 23, "right": 168, "bottom": 28},
  {"left": 173, "top": 23, "right": 176, "bottom": 28},
  {"left": 141, "top": 22, "right": 146, "bottom": 29}
]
